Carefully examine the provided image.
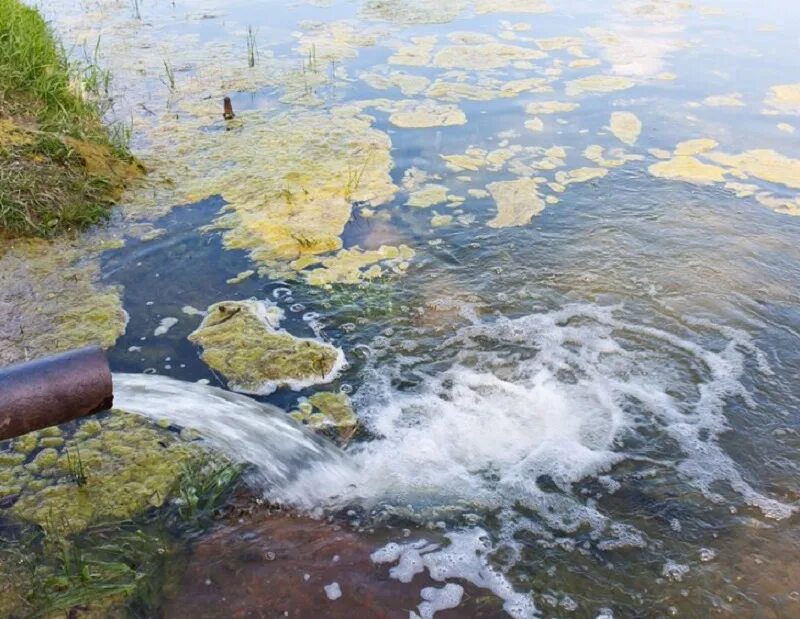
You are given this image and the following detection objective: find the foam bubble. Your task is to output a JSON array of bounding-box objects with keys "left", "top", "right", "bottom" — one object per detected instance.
[
  {"left": 372, "top": 529, "right": 537, "bottom": 619},
  {"left": 417, "top": 583, "right": 464, "bottom": 618},
  {"left": 323, "top": 582, "right": 342, "bottom": 600}
]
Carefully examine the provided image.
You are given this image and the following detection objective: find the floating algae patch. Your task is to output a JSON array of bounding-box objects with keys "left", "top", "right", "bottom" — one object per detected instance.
[
  {"left": 649, "top": 141, "right": 800, "bottom": 201},
  {"left": 764, "top": 83, "right": 800, "bottom": 115},
  {"left": 433, "top": 43, "right": 547, "bottom": 71},
  {"left": 704, "top": 149, "right": 800, "bottom": 190},
  {"left": 649, "top": 156, "right": 727, "bottom": 185},
  {"left": 426, "top": 76, "right": 551, "bottom": 102},
  {"left": 407, "top": 184, "right": 450, "bottom": 208},
  {"left": 555, "top": 167, "right": 609, "bottom": 186},
  {"left": 566, "top": 75, "right": 636, "bottom": 96},
  {"left": 486, "top": 178, "right": 545, "bottom": 228},
  {"left": 290, "top": 392, "right": 358, "bottom": 441},
  {"left": 5, "top": 412, "right": 202, "bottom": 535},
  {"left": 430, "top": 213, "right": 454, "bottom": 227},
  {"left": 188, "top": 300, "right": 344, "bottom": 395},
  {"left": 365, "top": 99, "right": 467, "bottom": 128},
  {"left": 294, "top": 20, "right": 382, "bottom": 62},
  {"left": 535, "top": 37, "right": 584, "bottom": 51},
  {"left": 584, "top": 144, "right": 642, "bottom": 168},
  {"left": 754, "top": 193, "right": 800, "bottom": 216},
  {"left": 447, "top": 31, "right": 497, "bottom": 45},
  {"left": 0, "top": 238, "right": 127, "bottom": 366},
  {"left": 475, "top": 0, "right": 552, "bottom": 15},
  {"left": 674, "top": 138, "right": 719, "bottom": 156},
  {"left": 725, "top": 182, "right": 760, "bottom": 198},
  {"left": 361, "top": 70, "right": 431, "bottom": 96},
  {"left": 388, "top": 36, "right": 438, "bottom": 66},
  {"left": 526, "top": 101, "right": 580, "bottom": 114},
  {"left": 302, "top": 245, "right": 415, "bottom": 286},
  {"left": 360, "top": 0, "right": 467, "bottom": 24},
  {"left": 186, "top": 108, "right": 397, "bottom": 280},
  {"left": 609, "top": 111, "right": 642, "bottom": 146},
  {"left": 441, "top": 146, "right": 520, "bottom": 172},
  {"left": 227, "top": 270, "right": 255, "bottom": 285},
  {"left": 402, "top": 166, "right": 440, "bottom": 192},
  {"left": 525, "top": 117, "right": 544, "bottom": 132},
  {"left": 569, "top": 58, "right": 601, "bottom": 69}
]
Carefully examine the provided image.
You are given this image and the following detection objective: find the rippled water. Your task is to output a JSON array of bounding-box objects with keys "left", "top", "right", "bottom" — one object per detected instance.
[{"left": 23, "top": 0, "right": 800, "bottom": 616}]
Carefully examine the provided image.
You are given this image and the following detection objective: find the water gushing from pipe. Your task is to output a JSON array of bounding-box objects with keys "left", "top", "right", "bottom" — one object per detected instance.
[{"left": 112, "top": 373, "right": 352, "bottom": 491}]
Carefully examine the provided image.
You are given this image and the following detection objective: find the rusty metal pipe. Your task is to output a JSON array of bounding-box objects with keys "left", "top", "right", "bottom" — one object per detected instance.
[{"left": 0, "top": 347, "right": 113, "bottom": 441}]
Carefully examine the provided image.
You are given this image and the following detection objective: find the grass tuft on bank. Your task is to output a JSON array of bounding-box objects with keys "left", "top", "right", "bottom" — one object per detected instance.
[{"left": 0, "top": 0, "right": 141, "bottom": 239}]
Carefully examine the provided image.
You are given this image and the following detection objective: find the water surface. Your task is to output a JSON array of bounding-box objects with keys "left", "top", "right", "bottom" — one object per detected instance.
[{"left": 24, "top": 0, "right": 800, "bottom": 616}]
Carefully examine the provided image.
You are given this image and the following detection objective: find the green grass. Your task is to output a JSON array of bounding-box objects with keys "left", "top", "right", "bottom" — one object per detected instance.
[
  {"left": 246, "top": 25, "right": 257, "bottom": 67},
  {"left": 174, "top": 459, "right": 247, "bottom": 532},
  {"left": 162, "top": 58, "right": 176, "bottom": 92},
  {"left": 0, "top": 0, "right": 139, "bottom": 239}
]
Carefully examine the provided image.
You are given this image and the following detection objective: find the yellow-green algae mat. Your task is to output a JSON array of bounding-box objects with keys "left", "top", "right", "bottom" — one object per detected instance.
[
  {"left": 0, "top": 412, "right": 203, "bottom": 536},
  {"left": 290, "top": 392, "right": 359, "bottom": 442},
  {"left": 188, "top": 299, "right": 346, "bottom": 396},
  {"left": 0, "top": 237, "right": 127, "bottom": 367},
  {"left": 181, "top": 106, "right": 413, "bottom": 284}
]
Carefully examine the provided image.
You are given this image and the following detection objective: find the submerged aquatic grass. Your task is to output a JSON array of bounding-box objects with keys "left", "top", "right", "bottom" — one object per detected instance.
[
  {"left": 0, "top": 416, "right": 245, "bottom": 616},
  {"left": 344, "top": 149, "right": 374, "bottom": 201},
  {"left": 174, "top": 459, "right": 247, "bottom": 531}
]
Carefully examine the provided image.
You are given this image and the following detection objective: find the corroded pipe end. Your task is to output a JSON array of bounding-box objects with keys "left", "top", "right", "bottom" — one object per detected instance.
[{"left": 0, "top": 347, "right": 113, "bottom": 441}]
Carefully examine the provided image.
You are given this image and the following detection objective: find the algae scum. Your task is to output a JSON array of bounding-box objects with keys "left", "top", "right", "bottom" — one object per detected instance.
[{"left": 2, "top": 0, "right": 800, "bottom": 616}]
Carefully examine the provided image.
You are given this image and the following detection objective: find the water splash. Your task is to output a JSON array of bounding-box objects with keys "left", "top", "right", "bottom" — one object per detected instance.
[{"left": 273, "top": 304, "right": 792, "bottom": 526}]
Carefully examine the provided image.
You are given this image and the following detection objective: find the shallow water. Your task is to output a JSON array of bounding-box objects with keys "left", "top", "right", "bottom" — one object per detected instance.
[{"left": 9, "top": 0, "right": 800, "bottom": 616}]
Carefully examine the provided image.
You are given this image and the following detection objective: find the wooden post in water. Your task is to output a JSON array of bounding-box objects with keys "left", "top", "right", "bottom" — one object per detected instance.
[
  {"left": 0, "top": 347, "right": 113, "bottom": 441},
  {"left": 223, "top": 96, "right": 235, "bottom": 120}
]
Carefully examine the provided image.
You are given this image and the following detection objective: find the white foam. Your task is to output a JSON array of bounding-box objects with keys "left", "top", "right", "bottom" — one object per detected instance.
[
  {"left": 324, "top": 582, "right": 342, "bottom": 600},
  {"left": 278, "top": 303, "right": 791, "bottom": 615},
  {"left": 372, "top": 529, "right": 536, "bottom": 619},
  {"left": 661, "top": 560, "right": 690, "bottom": 582},
  {"left": 154, "top": 316, "right": 178, "bottom": 336},
  {"left": 418, "top": 583, "right": 464, "bottom": 619}
]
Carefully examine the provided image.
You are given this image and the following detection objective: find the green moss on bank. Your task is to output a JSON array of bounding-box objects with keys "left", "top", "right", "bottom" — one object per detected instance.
[{"left": 0, "top": 0, "right": 142, "bottom": 238}]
